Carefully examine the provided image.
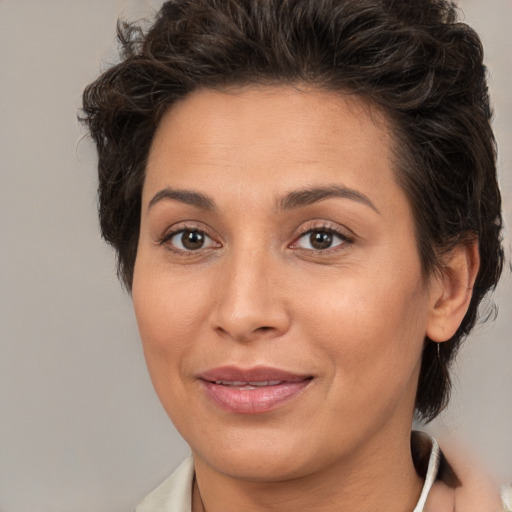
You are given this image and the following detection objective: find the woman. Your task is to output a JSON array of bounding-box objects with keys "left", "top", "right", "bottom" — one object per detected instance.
[{"left": 81, "top": 0, "right": 507, "bottom": 510}]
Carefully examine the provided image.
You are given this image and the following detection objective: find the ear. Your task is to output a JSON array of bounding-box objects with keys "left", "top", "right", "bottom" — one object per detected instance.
[{"left": 426, "top": 240, "right": 480, "bottom": 343}]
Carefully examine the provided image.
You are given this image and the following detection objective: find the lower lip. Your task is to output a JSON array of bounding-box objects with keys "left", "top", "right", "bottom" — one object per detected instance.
[{"left": 200, "top": 379, "right": 312, "bottom": 414}]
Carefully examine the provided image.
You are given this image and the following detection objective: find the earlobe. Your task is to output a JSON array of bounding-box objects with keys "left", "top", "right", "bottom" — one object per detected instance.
[{"left": 426, "top": 240, "right": 480, "bottom": 343}]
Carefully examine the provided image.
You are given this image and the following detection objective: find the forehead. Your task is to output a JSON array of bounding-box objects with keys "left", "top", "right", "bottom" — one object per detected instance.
[
  {"left": 143, "top": 85, "right": 398, "bottom": 206},
  {"left": 151, "top": 85, "right": 391, "bottom": 148}
]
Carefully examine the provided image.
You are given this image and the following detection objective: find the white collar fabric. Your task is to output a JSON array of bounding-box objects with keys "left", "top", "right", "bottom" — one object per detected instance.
[{"left": 412, "top": 433, "right": 441, "bottom": 512}]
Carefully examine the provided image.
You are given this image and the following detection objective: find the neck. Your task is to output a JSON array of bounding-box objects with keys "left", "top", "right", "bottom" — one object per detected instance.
[{"left": 192, "top": 426, "right": 424, "bottom": 512}]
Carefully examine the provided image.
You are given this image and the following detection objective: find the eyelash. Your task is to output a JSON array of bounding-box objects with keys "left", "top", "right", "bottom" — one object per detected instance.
[
  {"left": 158, "top": 223, "right": 353, "bottom": 255},
  {"left": 290, "top": 224, "right": 353, "bottom": 253},
  {"left": 158, "top": 224, "right": 219, "bottom": 254}
]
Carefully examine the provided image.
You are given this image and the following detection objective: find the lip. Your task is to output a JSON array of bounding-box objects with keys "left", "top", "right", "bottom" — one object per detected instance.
[{"left": 198, "top": 366, "right": 313, "bottom": 414}]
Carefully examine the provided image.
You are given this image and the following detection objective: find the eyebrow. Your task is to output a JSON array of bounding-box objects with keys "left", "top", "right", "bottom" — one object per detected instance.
[
  {"left": 279, "top": 185, "right": 380, "bottom": 214},
  {"left": 147, "top": 184, "right": 380, "bottom": 215},
  {"left": 148, "top": 188, "right": 216, "bottom": 212}
]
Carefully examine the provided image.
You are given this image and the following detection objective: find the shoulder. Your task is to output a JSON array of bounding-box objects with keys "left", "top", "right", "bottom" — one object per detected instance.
[
  {"left": 424, "top": 439, "right": 505, "bottom": 512},
  {"left": 501, "top": 485, "right": 512, "bottom": 512},
  {"left": 426, "top": 479, "right": 505, "bottom": 512},
  {"left": 135, "top": 456, "right": 194, "bottom": 512}
]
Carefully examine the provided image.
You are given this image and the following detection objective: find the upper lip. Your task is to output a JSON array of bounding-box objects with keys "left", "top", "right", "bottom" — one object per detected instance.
[{"left": 198, "top": 366, "right": 312, "bottom": 384}]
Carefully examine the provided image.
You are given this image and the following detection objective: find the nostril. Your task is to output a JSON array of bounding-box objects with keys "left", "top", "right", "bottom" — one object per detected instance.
[{"left": 256, "top": 326, "right": 273, "bottom": 332}]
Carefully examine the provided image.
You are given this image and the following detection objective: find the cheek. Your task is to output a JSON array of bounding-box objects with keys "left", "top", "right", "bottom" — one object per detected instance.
[
  {"left": 131, "top": 257, "right": 209, "bottom": 399},
  {"left": 131, "top": 267, "right": 208, "bottom": 428},
  {"left": 296, "top": 266, "right": 429, "bottom": 385},
  {"left": 133, "top": 257, "right": 206, "bottom": 345}
]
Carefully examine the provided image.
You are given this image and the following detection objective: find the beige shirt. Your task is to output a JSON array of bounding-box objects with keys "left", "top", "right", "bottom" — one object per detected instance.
[{"left": 136, "top": 456, "right": 194, "bottom": 512}]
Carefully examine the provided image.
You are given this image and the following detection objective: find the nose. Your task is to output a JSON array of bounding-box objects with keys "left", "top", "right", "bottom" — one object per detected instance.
[{"left": 210, "top": 247, "right": 291, "bottom": 342}]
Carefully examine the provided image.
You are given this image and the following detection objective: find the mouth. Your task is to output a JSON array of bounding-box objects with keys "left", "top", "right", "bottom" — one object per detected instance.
[{"left": 197, "top": 366, "right": 313, "bottom": 414}]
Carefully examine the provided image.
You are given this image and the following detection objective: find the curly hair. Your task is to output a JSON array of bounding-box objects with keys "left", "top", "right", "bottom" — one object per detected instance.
[{"left": 81, "top": 0, "right": 503, "bottom": 422}]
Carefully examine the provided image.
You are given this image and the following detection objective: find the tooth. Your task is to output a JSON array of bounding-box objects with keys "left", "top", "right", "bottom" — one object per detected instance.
[
  {"left": 248, "top": 381, "right": 267, "bottom": 386},
  {"left": 247, "top": 380, "right": 282, "bottom": 386},
  {"left": 212, "top": 380, "right": 284, "bottom": 388}
]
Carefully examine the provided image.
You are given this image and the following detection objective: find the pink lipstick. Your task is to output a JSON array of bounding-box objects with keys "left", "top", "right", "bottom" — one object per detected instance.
[{"left": 198, "top": 366, "right": 312, "bottom": 414}]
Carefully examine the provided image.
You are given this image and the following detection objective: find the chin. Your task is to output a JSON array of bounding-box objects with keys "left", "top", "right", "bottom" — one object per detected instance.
[
  {"left": 187, "top": 420, "right": 348, "bottom": 484},
  {"left": 201, "top": 447, "right": 313, "bottom": 482}
]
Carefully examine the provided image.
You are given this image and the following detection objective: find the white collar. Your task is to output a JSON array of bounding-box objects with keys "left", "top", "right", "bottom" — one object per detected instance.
[
  {"left": 412, "top": 432, "right": 441, "bottom": 512},
  {"left": 136, "top": 456, "right": 194, "bottom": 512}
]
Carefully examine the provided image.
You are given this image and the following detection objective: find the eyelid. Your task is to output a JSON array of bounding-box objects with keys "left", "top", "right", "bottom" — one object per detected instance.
[
  {"left": 289, "top": 222, "right": 354, "bottom": 252},
  {"left": 157, "top": 222, "right": 222, "bottom": 252}
]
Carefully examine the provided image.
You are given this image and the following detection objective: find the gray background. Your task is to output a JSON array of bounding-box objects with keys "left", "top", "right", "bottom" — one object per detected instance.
[{"left": 0, "top": 1, "right": 510, "bottom": 511}]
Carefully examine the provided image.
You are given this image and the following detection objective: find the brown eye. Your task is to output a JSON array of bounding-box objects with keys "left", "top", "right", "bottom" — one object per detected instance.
[
  {"left": 165, "top": 229, "right": 218, "bottom": 252},
  {"left": 181, "top": 230, "right": 205, "bottom": 250},
  {"left": 292, "top": 228, "right": 348, "bottom": 251},
  {"left": 310, "top": 231, "right": 333, "bottom": 250}
]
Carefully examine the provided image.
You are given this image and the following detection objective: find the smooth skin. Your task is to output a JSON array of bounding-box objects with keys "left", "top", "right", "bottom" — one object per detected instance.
[{"left": 132, "top": 86, "right": 479, "bottom": 512}]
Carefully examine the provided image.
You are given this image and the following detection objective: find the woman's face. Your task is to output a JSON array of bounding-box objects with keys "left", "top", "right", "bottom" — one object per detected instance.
[{"left": 132, "top": 86, "right": 439, "bottom": 480}]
